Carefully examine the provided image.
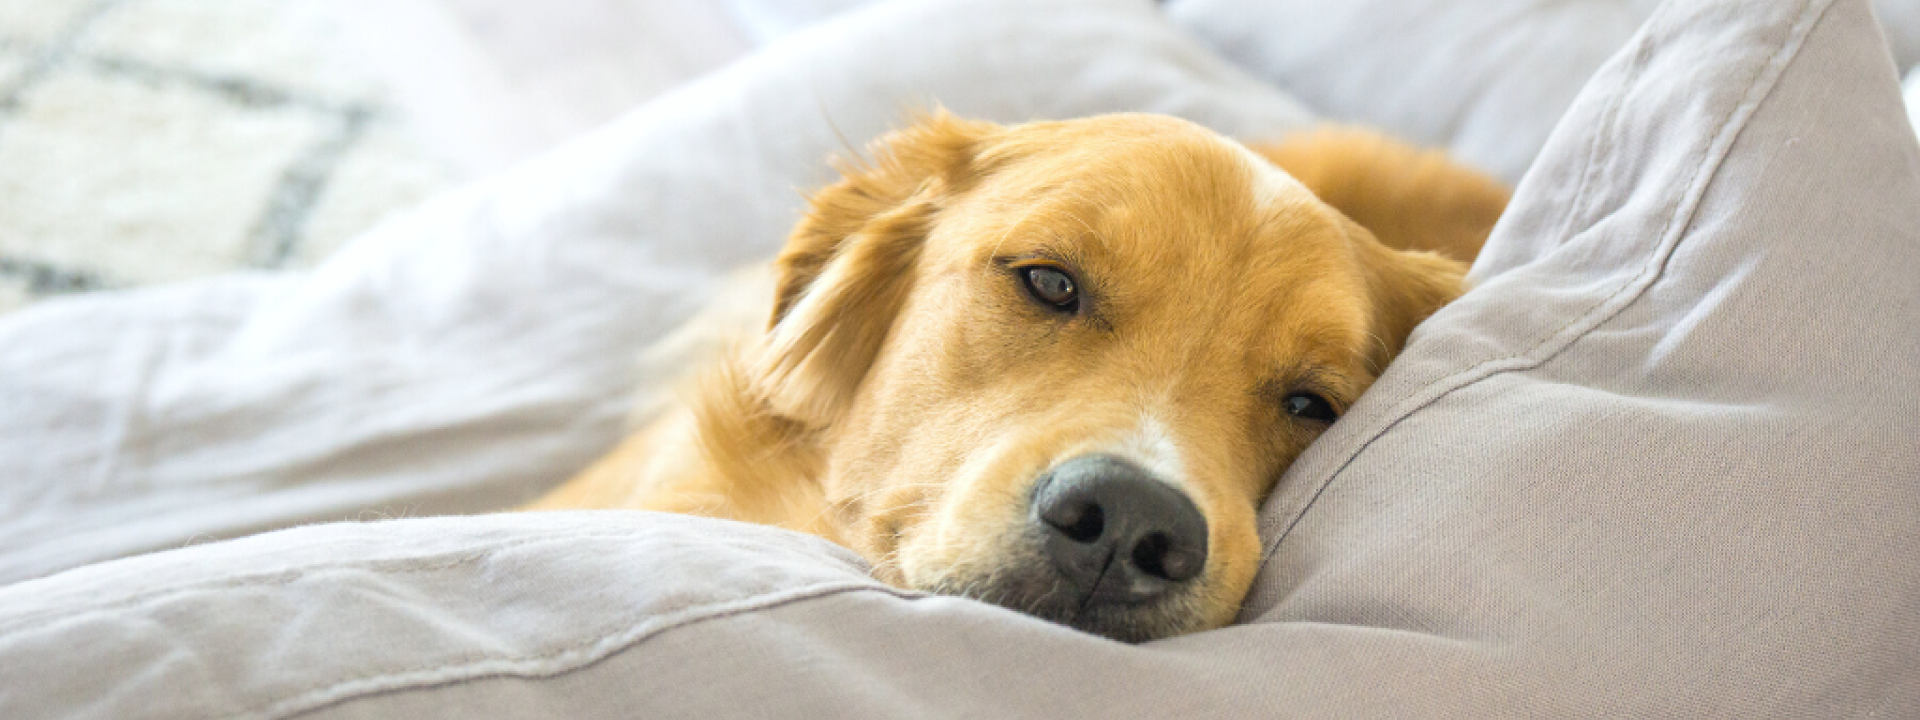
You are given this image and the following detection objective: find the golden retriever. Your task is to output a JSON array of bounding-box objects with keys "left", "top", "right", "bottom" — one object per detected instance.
[{"left": 528, "top": 112, "right": 1507, "bottom": 642}]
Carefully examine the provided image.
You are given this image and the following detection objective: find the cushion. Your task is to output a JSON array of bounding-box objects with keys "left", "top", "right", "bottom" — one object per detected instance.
[
  {"left": 1907, "top": 64, "right": 1920, "bottom": 138},
  {"left": 720, "top": 0, "right": 1920, "bottom": 181},
  {"left": 1163, "top": 0, "right": 1646, "bottom": 182},
  {"left": 0, "top": 0, "right": 1312, "bottom": 585},
  {"left": 1882, "top": 0, "right": 1920, "bottom": 71},
  {"left": 1243, "top": 0, "right": 1920, "bottom": 714},
  {"left": 1165, "top": 0, "right": 1920, "bottom": 182},
  {"left": 3, "top": 0, "right": 1915, "bottom": 718},
  {"left": 720, "top": 0, "right": 878, "bottom": 44}
]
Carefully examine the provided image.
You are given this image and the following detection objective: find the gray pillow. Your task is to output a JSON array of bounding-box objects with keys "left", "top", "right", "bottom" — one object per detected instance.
[
  {"left": 2, "top": 0, "right": 1915, "bottom": 718},
  {"left": 1164, "top": 0, "right": 1646, "bottom": 182},
  {"left": 1167, "top": 0, "right": 1920, "bottom": 182}
]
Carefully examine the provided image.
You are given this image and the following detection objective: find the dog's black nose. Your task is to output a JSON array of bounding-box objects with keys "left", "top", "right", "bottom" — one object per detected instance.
[{"left": 1032, "top": 454, "right": 1208, "bottom": 607}]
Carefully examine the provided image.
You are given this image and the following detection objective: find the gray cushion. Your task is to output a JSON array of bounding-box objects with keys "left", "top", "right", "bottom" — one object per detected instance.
[
  {"left": 1167, "top": 0, "right": 1920, "bottom": 182},
  {"left": 2, "top": 0, "right": 1916, "bottom": 717},
  {"left": 1244, "top": 0, "right": 1920, "bottom": 713},
  {"left": 1164, "top": 0, "right": 1646, "bottom": 182}
]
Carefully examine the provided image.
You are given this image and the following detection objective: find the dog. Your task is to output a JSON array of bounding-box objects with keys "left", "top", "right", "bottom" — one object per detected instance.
[{"left": 528, "top": 112, "right": 1507, "bottom": 642}]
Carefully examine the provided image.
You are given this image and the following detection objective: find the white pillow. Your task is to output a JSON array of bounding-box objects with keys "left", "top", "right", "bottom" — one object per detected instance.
[
  {"left": 1906, "top": 65, "right": 1920, "bottom": 140},
  {"left": 719, "top": 0, "right": 878, "bottom": 44}
]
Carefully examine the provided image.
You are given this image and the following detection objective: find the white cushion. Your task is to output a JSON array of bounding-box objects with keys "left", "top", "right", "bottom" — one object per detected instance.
[{"left": 1907, "top": 65, "right": 1920, "bottom": 139}]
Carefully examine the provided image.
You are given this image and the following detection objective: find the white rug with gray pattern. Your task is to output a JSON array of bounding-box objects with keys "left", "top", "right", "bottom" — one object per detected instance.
[{"left": 0, "top": 0, "right": 448, "bottom": 313}]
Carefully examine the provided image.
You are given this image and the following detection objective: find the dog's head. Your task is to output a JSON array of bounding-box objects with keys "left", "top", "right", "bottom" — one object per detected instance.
[{"left": 755, "top": 113, "right": 1465, "bottom": 642}]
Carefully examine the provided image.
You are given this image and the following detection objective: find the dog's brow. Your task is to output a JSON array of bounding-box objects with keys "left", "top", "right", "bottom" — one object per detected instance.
[
  {"left": 1054, "top": 203, "right": 1105, "bottom": 250},
  {"left": 984, "top": 198, "right": 1053, "bottom": 271}
]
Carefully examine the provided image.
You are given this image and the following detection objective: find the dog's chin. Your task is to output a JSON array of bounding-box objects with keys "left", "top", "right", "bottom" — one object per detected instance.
[{"left": 922, "top": 569, "right": 1208, "bottom": 644}]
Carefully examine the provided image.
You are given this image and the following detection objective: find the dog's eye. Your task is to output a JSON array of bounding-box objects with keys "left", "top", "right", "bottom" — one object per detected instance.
[
  {"left": 1021, "top": 266, "right": 1079, "bottom": 311},
  {"left": 1282, "top": 393, "right": 1339, "bottom": 423}
]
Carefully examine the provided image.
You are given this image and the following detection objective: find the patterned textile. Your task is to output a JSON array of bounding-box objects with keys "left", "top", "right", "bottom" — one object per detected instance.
[{"left": 0, "top": 0, "right": 447, "bottom": 313}]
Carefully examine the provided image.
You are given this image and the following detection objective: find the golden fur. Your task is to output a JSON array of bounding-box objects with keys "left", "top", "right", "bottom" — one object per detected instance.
[{"left": 528, "top": 113, "right": 1508, "bottom": 641}]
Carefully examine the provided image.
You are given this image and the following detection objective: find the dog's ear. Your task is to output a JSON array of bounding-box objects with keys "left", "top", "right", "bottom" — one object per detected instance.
[
  {"left": 1340, "top": 214, "right": 1469, "bottom": 371},
  {"left": 756, "top": 111, "right": 999, "bottom": 426}
]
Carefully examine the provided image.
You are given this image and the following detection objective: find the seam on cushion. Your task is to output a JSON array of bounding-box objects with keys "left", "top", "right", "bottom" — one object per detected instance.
[
  {"left": 0, "top": 524, "right": 746, "bottom": 633},
  {"left": 1257, "top": 0, "right": 1839, "bottom": 565},
  {"left": 242, "top": 581, "right": 910, "bottom": 720}
]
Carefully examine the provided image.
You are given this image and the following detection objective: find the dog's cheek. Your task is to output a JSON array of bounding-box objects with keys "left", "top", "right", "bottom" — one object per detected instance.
[
  {"left": 890, "top": 519, "right": 967, "bottom": 593},
  {"left": 1198, "top": 502, "right": 1266, "bottom": 629},
  {"left": 845, "top": 478, "right": 950, "bottom": 587},
  {"left": 884, "top": 462, "right": 1021, "bottom": 593}
]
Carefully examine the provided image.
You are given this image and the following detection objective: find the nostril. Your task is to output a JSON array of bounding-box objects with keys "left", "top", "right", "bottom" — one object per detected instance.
[
  {"left": 1130, "top": 531, "right": 1201, "bottom": 583},
  {"left": 1050, "top": 503, "right": 1105, "bottom": 543},
  {"left": 1130, "top": 532, "right": 1172, "bottom": 579}
]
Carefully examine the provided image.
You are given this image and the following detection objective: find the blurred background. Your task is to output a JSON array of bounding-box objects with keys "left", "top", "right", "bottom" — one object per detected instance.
[
  {"left": 3, "top": 0, "right": 1917, "bottom": 315},
  {"left": 0, "top": 0, "right": 864, "bottom": 313}
]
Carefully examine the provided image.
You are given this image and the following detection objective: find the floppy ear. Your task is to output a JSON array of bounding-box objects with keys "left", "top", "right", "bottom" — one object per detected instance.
[
  {"left": 755, "top": 112, "right": 999, "bottom": 427},
  {"left": 1339, "top": 214, "right": 1470, "bottom": 371}
]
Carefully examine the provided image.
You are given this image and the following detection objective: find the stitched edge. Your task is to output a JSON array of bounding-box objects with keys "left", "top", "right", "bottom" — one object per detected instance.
[
  {"left": 0, "top": 529, "right": 606, "bottom": 631},
  {"left": 1, "top": 521, "right": 892, "bottom": 720},
  {"left": 0, "top": 522, "right": 846, "bottom": 632},
  {"left": 245, "top": 581, "right": 910, "bottom": 720},
  {"left": 1256, "top": 0, "right": 1840, "bottom": 565}
]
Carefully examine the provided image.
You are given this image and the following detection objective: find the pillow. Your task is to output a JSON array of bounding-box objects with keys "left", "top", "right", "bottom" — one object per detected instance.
[
  {"left": 0, "top": 512, "right": 890, "bottom": 720},
  {"left": 4, "top": 0, "right": 1914, "bottom": 718},
  {"left": 1165, "top": 0, "right": 1920, "bottom": 182},
  {"left": 0, "top": 0, "right": 1313, "bottom": 584},
  {"left": 1907, "top": 65, "right": 1920, "bottom": 138},
  {"left": 722, "top": 0, "right": 1639, "bottom": 181},
  {"left": 1162, "top": 0, "right": 1646, "bottom": 182},
  {"left": 1882, "top": 0, "right": 1920, "bottom": 71},
  {"left": 1240, "top": 1, "right": 1920, "bottom": 715},
  {"left": 719, "top": 0, "right": 878, "bottom": 44},
  {"left": 720, "top": 0, "right": 1920, "bottom": 181}
]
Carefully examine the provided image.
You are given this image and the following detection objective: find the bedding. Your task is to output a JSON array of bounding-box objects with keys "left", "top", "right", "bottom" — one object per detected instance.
[
  {"left": 727, "top": 0, "right": 1920, "bottom": 182},
  {"left": 1166, "top": 0, "right": 1920, "bottom": 182},
  {"left": 1164, "top": 0, "right": 1645, "bottom": 182},
  {"left": 1884, "top": 0, "right": 1920, "bottom": 69},
  {"left": 1908, "top": 65, "right": 1920, "bottom": 136},
  {"left": 3, "top": 0, "right": 1918, "bottom": 717}
]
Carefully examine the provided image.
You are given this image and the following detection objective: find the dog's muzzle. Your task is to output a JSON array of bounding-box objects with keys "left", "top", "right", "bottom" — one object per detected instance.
[
  {"left": 977, "top": 453, "right": 1210, "bottom": 641},
  {"left": 1032, "top": 454, "right": 1209, "bottom": 603}
]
